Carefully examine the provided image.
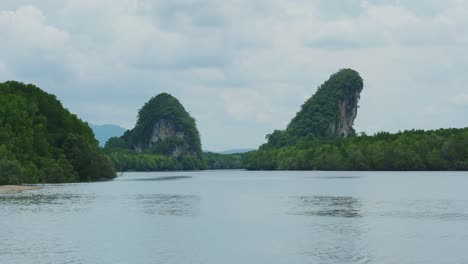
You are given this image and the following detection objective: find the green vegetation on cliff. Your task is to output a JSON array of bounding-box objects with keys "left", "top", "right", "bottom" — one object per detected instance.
[
  {"left": 0, "top": 81, "right": 115, "bottom": 185},
  {"left": 265, "top": 69, "right": 363, "bottom": 149},
  {"left": 247, "top": 69, "right": 467, "bottom": 171},
  {"left": 104, "top": 93, "right": 206, "bottom": 170}
]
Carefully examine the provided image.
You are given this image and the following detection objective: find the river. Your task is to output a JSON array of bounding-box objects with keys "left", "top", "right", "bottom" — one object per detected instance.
[{"left": 1, "top": 170, "right": 467, "bottom": 264}]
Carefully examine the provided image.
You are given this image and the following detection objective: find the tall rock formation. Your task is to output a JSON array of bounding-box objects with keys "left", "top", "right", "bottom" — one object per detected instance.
[
  {"left": 265, "top": 69, "right": 363, "bottom": 148},
  {"left": 110, "top": 93, "right": 203, "bottom": 159}
]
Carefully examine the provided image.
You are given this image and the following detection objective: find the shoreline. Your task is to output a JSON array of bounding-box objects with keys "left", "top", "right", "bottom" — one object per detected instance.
[{"left": 0, "top": 185, "right": 41, "bottom": 194}]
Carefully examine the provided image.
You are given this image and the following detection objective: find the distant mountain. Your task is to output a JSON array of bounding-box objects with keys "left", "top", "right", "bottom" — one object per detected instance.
[
  {"left": 219, "top": 149, "right": 256, "bottom": 155},
  {"left": 90, "top": 124, "right": 127, "bottom": 146}
]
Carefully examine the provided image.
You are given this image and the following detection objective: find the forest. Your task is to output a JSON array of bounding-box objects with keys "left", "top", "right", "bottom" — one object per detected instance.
[
  {"left": 0, "top": 76, "right": 466, "bottom": 186},
  {"left": 245, "top": 128, "right": 468, "bottom": 171},
  {"left": 104, "top": 148, "right": 206, "bottom": 171},
  {"left": 0, "top": 81, "right": 115, "bottom": 185},
  {"left": 103, "top": 150, "right": 246, "bottom": 171}
]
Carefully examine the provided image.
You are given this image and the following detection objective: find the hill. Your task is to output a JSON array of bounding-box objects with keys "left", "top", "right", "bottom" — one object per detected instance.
[
  {"left": 265, "top": 69, "right": 363, "bottom": 148},
  {"left": 104, "top": 93, "right": 206, "bottom": 170},
  {"left": 0, "top": 81, "right": 115, "bottom": 184},
  {"left": 246, "top": 69, "right": 467, "bottom": 171}
]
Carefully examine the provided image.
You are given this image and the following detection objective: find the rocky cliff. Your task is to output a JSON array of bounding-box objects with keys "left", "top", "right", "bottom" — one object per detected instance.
[
  {"left": 264, "top": 69, "right": 363, "bottom": 148},
  {"left": 329, "top": 76, "right": 363, "bottom": 137},
  {"left": 113, "top": 93, "right": 203, "bottom": 158},
  {"left": 289, "top": 68, "right": 363, "bottom": 138}
]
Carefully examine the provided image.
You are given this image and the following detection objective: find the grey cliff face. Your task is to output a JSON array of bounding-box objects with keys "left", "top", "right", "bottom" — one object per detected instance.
[
  {"left": 149, "top": 120, "right": 177, "bottom": 145},
  {"left": 134, "top": 119, "right": 186, "bottom": 157},
  {"left": 329, "top": 90, "right": 361, "bottom": 137}
]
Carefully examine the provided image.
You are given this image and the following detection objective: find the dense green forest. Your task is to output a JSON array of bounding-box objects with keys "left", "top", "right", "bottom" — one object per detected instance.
[
  {"left": 0, "top": 81, "right": 115, "bottom": 185},
  {"left": 204, "top": 152, "right": 246, "bottom": 170},
  {"left": 104, "top": 149, "right": 207, "bottom": 171},
  {"left": 245, "top": 128, "right": 468, "bottom": 171},
  {"left": 104, "top": 93, "right": 206, "bottom": 170},
  {"left": 1, "top": 75, "right": 466, "bottom": 178},
  {"left": 103, "top": 150, "right": 245, "bottom": 171}
]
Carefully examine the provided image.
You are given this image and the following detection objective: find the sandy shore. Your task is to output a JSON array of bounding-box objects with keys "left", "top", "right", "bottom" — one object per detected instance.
[{"left": 0, "top": 185, "right": 41, "bottom": 194}]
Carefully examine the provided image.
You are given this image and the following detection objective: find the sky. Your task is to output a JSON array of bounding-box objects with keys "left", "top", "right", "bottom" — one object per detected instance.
[{"left": 0, "top": 0, "right": 467, "bottom": 151}]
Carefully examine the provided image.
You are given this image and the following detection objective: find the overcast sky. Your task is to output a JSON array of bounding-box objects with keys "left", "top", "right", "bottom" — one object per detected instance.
[{"left": 0, "top": 0, "right": 467, "bottom": 151}]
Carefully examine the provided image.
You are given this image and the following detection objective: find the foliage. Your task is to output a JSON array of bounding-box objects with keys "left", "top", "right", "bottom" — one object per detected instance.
[
  {"left": 246, "top": 128, "right": 468, "bottom": 171},
  {"left": 104, "top": 93, "right": 206, "bottom": 171},
  {"left": 264, "top": 69, "right": 363, "bottom": 148},
  {"left": 204, "top": 152, "right": 248, "bottom": 170},
  {"left": 0, "top": 81, "right": 116, "bottom": 184},
  {"left": 105, "top": 147, "right": 249, "bottom": 171},
  {"left": 104, "top": 148, "right": 207, "bottom": 171}
]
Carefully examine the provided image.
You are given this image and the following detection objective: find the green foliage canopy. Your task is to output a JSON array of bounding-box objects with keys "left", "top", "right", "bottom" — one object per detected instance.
[
  {"left": 246, "top": 128, "right": 468, "bottom": 171},
  {"left": 0, "top": 81, "right": 115, "bottom": 184}
]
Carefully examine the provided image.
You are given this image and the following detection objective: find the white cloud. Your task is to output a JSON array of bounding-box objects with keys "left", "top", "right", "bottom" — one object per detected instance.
[
  {"left": 0, "top": 5, "right": 72, "bottom": 84},
  {"left": 222, "top": 89, "right": 272, "bottom": 122},
  {"left": 452, "top": 94, "right": 468, "bottom": 106},
  {"left": 0, "top": 5, "right": 69, "bottom": 47},
  {"left": 0, "top": 0, "right": 467, "bottom": 151}
]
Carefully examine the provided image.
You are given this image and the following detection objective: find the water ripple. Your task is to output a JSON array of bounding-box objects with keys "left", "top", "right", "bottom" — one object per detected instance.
[
  {"left": 125, "top": 176, "right": 193, "bottom": 181},
  {"left": 376, "top": 200, "right": 468, "bottom": 221},
  {"left": 291, "top": 196, "right": 362, "bottom": 218},
  {"left": 0, "top": 191, "right": 96, "bottom": 214},
  {"left": 135, "top": 194, "right": 200, "bottom": 216}
]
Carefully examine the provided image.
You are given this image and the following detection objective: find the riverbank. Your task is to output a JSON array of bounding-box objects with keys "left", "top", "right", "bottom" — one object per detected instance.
[{"left": 0, "top": 185, "right": 41, "bottom": 194}]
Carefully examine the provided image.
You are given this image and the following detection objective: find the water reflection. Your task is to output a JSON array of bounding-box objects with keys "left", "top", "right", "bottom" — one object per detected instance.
[
  {"left": 293, "top": 196, "right": 362, "bottom": 218},
  {"left": 308, "top": 247, "right": 372, "bottom": 264},
  {"left": 319, "top": 176, "right": 361, "bottom": 179},
  {"left": 135, "top": 194, "right": 200, "bottom": 216},
  {"left": 292, "top": 196, "right": 372, "bottom": 263},
  {"left": 2, "top": 171, "right": 468, "bottom": 264},
  {"left": 0, "top": 192, "right": 96, "bottom": 214},
  {"left": 0, "top": 193, "right": 81, "bottom": 205},
  {"left": 377, "top": 200, "right": 468, "bottom": 221},
  {"left": 127, "top": 176, "right": 192, "bottom": 182}
]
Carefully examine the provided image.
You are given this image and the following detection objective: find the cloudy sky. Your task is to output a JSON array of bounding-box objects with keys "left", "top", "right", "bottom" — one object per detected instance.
[{"left": 0, "top": 0, "right": 467, "bottom": 151}]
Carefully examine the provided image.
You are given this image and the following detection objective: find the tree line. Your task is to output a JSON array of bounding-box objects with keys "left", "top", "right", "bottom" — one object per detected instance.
[
  {"left": 245, "top": 128, "right": 468, "bottom": 171},
  {"left": 104, "top": 149, "right": 246, "bottom": 171}
]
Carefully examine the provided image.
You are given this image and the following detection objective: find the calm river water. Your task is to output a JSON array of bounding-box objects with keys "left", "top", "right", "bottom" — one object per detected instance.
[{"left": 1, "top": 170, "right": 468, "bottom": 264}]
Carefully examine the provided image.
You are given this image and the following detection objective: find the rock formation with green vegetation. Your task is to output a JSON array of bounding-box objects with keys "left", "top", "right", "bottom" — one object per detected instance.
[
  {"left": 0, "top": 81, "right": 116, "bottom": 185},
  {"left": 104, "top": 93, "right": 206, "bottom": 170},
  {"left": 265, "top": 69, "right": 363, "bottom": 148},
  {"left": 247, "top": 69, "right": 468, "bottom": 171}
]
